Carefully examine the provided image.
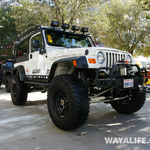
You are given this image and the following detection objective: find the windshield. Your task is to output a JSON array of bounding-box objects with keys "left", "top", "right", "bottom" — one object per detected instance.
[{"left": 45, "top": 30, "right": 92, "bottom": 48}]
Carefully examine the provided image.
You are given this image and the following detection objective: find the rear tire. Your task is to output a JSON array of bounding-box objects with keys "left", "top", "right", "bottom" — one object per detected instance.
[
  {"left": 111, "top": 86, "right": 146, "bottom": 114},
  {"left": 11, "top": 75, "right": 28, "bottom": 105},
  {"left": 5, "top": 75, "right": 11, "bottom": 92},
  {"left": 47, "top": 74, "right": 90, "bottom": 131}
]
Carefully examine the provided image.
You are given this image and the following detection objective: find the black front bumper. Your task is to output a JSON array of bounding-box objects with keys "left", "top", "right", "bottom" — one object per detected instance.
[{"left": 94, "top": 63, "right": 148, "bottom": 91}]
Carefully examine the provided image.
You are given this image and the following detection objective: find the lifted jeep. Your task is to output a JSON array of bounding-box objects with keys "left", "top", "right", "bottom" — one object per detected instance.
[{"left": 11, "top": 22, "right": 148, "bottom": 131}]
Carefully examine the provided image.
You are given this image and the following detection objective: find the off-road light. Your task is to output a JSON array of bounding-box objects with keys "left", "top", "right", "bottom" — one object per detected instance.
[
  {"left": 51, "top": 21, "right": 59, "bottom": 29},
  {"left": 61, "top": 23, "right": 70, "bottom": 30},
  {"left": 127, "top": 55, "right": 132, "bottom": 63},
  {"left": 97, "top": 52, "right": 104, "bottom": 64},
  {"left": 71, "top": 25, "right": 79, "bottom": 33},
  {"left": 81, "top": 27, "right": 88, "bottom": 34}
]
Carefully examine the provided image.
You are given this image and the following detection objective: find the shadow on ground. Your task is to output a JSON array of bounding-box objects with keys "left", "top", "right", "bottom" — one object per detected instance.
[{"left": 1, "top": 86, "right": 150, "bottom": 150}]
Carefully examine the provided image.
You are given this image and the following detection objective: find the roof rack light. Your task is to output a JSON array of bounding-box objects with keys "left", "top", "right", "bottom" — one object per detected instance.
[
  {"left": 71, "top": 25, "right": 79, "bottom": 33},
  {"left": 61, "top": 23, "right": 70, "bottom": 31},
  {"left": 81, "top": 27, "right": 88, "bottom": 34},
  {"left": 51, "top": 21, "right": 59, "bottom": 29}
]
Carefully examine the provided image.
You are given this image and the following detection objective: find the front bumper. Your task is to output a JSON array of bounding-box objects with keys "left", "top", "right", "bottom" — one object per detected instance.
[{"left": 94, "top": 63, "right": 148, "bottom": 91}]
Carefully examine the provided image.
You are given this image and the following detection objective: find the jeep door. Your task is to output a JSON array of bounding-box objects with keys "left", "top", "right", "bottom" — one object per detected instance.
[{"left": 28, "top": 32, "right": 46, "bottom": 76}]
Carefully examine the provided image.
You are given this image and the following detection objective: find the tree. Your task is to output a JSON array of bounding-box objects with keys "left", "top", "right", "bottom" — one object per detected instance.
[
  {"left": 50, "top": 0, "right": 101, "bottom": 26},
  {"left": 137, "top": 0, "right": 150, "bottom": 11},
  {"left": 12, "top": 0, "right": 102, "bottom": 31},
  {"left": 137, "top": 0, "right": 150, "bottom": 19},
  {"left": 94, "top": 0, "right": 150, "bottom": 55},
  {"left": 0, "top": 4, "right": 17, "bottom": 60},
  {"left": 12, "top": 0, "right": 54, "bottom": 31}
]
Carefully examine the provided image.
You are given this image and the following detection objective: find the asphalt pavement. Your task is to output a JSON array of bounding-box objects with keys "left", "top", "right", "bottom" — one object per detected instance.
[{"left": 0, "top": 84, "right": 150, "bottom": 150}]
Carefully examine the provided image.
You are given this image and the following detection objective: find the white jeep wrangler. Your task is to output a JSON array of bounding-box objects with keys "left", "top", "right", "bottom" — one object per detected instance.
[{"left": 11, "top": 21, "right": 148, "bottom": 131}]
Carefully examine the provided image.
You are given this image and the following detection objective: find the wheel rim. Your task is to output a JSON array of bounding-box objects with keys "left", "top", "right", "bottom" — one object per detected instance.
[
  {"left": 55, "top": 89, "right": 68, "bottom": 118},
  {"left": 12, "top": 81, "right": 17, "bottom": 98}
]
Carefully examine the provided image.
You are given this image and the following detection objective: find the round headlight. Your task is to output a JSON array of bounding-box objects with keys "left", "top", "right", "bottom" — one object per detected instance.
[
  {"left": 127, "top": 55, "right": 132, "bottom": 63},
  {"left": 97, "top": 52, "right": 104, "bottom": 64}
]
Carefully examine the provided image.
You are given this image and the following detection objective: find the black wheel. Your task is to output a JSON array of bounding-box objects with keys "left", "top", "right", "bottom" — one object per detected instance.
[
  {"left": 111, "top": 86, "right": 146, "bottom": 114},
  {"left": 5, "top": 75, "right": 11, "bottom": 92},
  {"left": 47, "top": 74, "right": 89, "bottom": 131},
  {"left": 0, "top": 82, "right": 1, "bottom": 87},
  {"left": 11, "top": 75, "right": 28, "bottom": 105}
]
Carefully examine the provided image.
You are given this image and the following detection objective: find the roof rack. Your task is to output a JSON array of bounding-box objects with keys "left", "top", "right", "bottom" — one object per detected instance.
[
  {"left": 16, "top": 24, "right": 41, "bottom": 42},
  {"left": 15, "top": 24, "right": 46, "bottom": 53}
]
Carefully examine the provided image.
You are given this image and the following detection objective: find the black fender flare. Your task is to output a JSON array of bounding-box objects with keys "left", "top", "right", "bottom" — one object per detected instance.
[
  {"left": 12, "top": 65, "right": 26, "bottom": 81},
  {"left": 48, "top": 56, "right": 88, "bottom": 82},
  {"left": 54, "top": 56, "right": 88, "bottom": 68}
]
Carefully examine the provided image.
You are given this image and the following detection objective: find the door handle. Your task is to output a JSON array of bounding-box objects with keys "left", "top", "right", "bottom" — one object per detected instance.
[{"left": 30, "top": 54, "right": 32, "bottom": 59}]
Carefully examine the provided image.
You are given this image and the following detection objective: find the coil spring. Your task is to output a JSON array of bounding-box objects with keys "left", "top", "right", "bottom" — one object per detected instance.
[{"left": 78, "top": 71, "right": 87, "bottom": 86}]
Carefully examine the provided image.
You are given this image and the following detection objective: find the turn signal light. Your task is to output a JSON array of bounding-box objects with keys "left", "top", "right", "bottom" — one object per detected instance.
[
  {"left": 73, "top": 60, "right": 77, "bottom": 66},
  {"left": 88, "top": 58, "right": 96, "bottom": 63},
  {"left": 124, "top": 60, "right": 129, "bottom": 64}
]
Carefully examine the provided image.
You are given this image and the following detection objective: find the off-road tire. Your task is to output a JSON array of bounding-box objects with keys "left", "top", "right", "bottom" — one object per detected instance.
[
  {"left": 111, "top": 86, "right": 146, "bottom": 114},
  {"left": 11, "top": 75, "right": 27, "bottom": 105},
  {"left": 5, "top": 75, "right": 11, "bottom": 92},
  {"left": 47, "top": 74, "right": 90, "bottom": 131}
]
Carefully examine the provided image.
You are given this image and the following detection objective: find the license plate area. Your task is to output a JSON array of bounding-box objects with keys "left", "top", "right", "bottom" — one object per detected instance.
[{"left": 123, "top": 79, "right": 134, "bottom": 88}]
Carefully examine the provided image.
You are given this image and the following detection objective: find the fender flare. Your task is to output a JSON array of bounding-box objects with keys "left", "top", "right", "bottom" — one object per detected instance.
[
  {"left": 12, "top": 65, "right": 26, "bottom": 81},
  {"left": 48, "top": 56, "right": 88, "bottom": 82},
  {"left": 54, "top": 56, "right": 88, "bottom": 68}
]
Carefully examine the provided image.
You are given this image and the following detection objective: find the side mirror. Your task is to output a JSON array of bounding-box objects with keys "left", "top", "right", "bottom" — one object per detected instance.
[{"left": 33, "top": 40, "right": 39, "bottom": 48}]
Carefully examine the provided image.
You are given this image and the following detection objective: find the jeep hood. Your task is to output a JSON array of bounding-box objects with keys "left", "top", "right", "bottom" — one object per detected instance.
[{"left": 46, "top": 46, "right": 130, "bottom": 60}]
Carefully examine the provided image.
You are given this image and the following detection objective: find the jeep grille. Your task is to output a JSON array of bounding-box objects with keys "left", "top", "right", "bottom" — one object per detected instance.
[{"left": 106, "top": 52, "right": 125, "bottom": 67}]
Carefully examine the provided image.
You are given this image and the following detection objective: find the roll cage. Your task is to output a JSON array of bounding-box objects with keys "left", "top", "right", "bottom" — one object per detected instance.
[{"left": 14, "top": 24, "right": 96, "bottom": 54}]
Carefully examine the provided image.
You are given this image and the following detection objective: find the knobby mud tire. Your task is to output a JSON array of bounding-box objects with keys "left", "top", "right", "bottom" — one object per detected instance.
[
  {"left": 47, "top": 74, "right": 90, "bottom": 131},
  {"left": 11, "top": 75, "right": 27, "bottom": 105},
  {"left": 5, "top": 75, "right": 11, "bottom": 92},
  {"left": 111, "top": 86, "right": 146, "bottom": 114}
]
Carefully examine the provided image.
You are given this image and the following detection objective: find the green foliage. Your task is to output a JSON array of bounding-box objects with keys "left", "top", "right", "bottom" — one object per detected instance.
[
  {"left": 137, "top": 0, "right": 150, "bottom": 11},
  {"left": 1, "top": 0, "right": 149, "bottom": 59},
  {"left": 12, "top": 0, "right": 54, "bottom": 31},
  {"left": 12, "top": 0, "right": 101, "bottom": 30},
  {"left": 94, "top": 0, "right": 150, "bottom": 55},
  {"left": 0, "top": 4, "right": 17, "bottom": 60},
  {"left": 51, "top": 0, "right": 101, "bottom": 26},
  {"left": 137, "top": 0, "right": 150, "bottom": 19}
]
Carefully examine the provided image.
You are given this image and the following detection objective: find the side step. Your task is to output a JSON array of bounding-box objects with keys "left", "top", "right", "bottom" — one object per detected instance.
[{"left": 24, "top": 81, "right": 49, "bottom": 86}]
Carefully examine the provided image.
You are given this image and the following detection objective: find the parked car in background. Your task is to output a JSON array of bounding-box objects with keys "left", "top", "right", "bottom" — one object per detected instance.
[
  {"left": 0, "top": 59, "right": 13, "bottom": 92},
  {"left": 0, "top": 61, "right": 2, "bottom": 87},
  {"left": 144, "top": 64, "right": 150, "bottom": 92}
]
